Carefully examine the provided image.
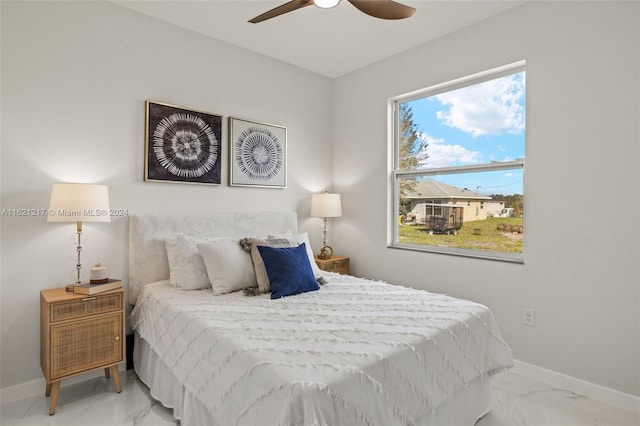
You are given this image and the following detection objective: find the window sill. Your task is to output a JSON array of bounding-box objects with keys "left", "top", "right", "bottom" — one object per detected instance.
[{"left": 388, "top": 242, "right": 524, "bottom": 264}]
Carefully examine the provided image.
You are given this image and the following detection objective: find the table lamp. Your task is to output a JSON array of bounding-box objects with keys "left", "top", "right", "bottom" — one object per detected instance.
[
  {"left": 47, "top": 183, "right": 111, "bottom": 291},
  {"left": 310, "top": 192, "right": 342, "bottom": 260}
]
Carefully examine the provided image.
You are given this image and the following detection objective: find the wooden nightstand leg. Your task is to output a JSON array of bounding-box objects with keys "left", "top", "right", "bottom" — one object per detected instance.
[
  {"left": 45, "top": 382, "right": 52, "bottom": 397},
  {"left": 111, "top": 365, "right": 121, "bottom": 393},
  {"left": 49, "top": 381, "right": 60, "bottom": 415},
  {"left": 104, "top": 368, "right": 110, "bottom": 378}
]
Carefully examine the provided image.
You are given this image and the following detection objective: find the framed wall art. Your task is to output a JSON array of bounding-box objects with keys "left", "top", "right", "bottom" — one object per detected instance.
[
  {"left": 145, "top": 101, "right": 222, "bottom": 185},
  {"left": 229, "top": 117, "right": 287, "bottom": 188}
]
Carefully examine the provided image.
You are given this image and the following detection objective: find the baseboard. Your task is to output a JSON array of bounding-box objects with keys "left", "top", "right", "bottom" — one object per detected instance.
[
  {"left": 513, "top": 359, "right": 640, "bottom": 414},
  {"left": 0, "top": 367, "right": 121, "bottom": 405}
]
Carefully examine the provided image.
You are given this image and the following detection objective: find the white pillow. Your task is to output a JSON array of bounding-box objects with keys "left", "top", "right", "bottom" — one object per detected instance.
[
  {"left": 197, "top": 239, "right": 257, "bottom": 295},
  {"left": 269, "top": 232, "right": 322, "bottom": 276},
  {"left": 240, "top": 237, "right": 298, "bottom": 293},
  {"left": 165, "top": 234, "right": 216, "bottom": 290}
]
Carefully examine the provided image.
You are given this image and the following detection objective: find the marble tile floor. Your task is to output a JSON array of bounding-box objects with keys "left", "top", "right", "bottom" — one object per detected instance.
[{"left": 1, "top": 369, "right": 637, "bottom": 426}]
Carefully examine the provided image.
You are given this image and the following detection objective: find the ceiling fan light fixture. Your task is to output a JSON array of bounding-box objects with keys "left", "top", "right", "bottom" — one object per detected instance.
[
  {"left": 314, "top": 0, "right": 340, "bottom": 9},
  {"left": 249, "top": 0, "right": 415, "bottom": 23}
]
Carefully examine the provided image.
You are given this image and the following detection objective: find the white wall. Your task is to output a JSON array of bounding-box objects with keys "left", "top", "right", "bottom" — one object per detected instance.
[
  {"left": 0, "top": 1, "right": 333, "bottom": 389},
  {"left": 333, "top": 1, "right": 639, "bottom": 398}
]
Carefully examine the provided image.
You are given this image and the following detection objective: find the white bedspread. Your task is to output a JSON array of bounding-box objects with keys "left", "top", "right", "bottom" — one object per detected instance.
[{"left": 130, "top": 274, "right": 513, "bottom": 426}]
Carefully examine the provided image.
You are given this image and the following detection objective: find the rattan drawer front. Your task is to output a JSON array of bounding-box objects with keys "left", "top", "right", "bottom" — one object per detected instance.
[
  {"left": 50, "top": 293, "right": 122, "bottom": 322},
  {"left": 327, "top": 260, "right": 349, "bottom": 274},
  {"left": 50, "top": 313, "right": 123, "bottom": 379},
  {"left": 315, "top": 256, "right": 350, "bottom": 275}
]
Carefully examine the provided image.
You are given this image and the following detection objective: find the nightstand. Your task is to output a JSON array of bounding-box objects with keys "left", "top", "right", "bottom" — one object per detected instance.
[
  {"left": 40, "top": 287, "right": 125, "bottom": 415},
  {"left": 315, "top": 255, "right": 350, "bottom": 275}
]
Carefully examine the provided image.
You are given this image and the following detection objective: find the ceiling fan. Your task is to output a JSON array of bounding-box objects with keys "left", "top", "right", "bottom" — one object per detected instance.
[{"left": 249, "top": 0, "right": 416, "bottom": 24}]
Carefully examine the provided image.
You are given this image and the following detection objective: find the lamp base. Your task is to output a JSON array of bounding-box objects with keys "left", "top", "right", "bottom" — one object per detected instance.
[{"left": 318, "top": 245, "right": 333, "bottom": 260}]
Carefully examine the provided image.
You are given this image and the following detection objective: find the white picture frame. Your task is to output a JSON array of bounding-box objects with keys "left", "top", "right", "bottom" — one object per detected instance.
[{"left": 229, "top": 117, "right": 287, "bottom": 188}]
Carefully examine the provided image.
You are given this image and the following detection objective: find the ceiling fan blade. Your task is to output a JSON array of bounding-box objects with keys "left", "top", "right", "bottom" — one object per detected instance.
[
  {"left": 348, "top": 0, "right": 416, "bottom": 20},
  {"left": 249, "top": 0, "right": 314, "bottom": 23}
]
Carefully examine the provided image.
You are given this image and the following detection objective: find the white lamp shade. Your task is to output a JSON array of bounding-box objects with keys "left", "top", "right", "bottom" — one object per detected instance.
[
  {"left": 47, "top": 183, "right": 111, "bottom": 223},
  {"left": 311, "top": 193, "right": 342, "bottom": 218}
]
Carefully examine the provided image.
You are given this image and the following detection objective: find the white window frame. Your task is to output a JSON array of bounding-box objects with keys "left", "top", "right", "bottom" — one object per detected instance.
[{"left": 388, "top": 61, "right": 526, "bottom": 263}]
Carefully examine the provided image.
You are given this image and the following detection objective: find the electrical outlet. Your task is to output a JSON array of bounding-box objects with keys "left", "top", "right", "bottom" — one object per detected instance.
[{"left": 522, "top": 308, "right": 535, "bottom": 327}]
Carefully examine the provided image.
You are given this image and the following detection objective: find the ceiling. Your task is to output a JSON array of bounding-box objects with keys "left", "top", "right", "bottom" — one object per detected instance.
[{"left": 113, "top": 0, "right": 526, "bottom": 78}]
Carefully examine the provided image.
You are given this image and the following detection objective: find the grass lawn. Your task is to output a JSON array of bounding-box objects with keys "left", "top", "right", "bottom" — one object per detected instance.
[{"left": 399, "top": 217, "right": 523, "bottom": 253}]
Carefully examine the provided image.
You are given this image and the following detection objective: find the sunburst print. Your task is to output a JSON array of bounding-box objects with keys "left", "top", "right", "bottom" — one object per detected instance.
[
  {"left": 229, "top": 117, "right": 286, "bottom": 188},
  {"left": 234, "top": 127, "right": 283, "bottom": 181},
  {"left": 145, "top": 101, "right": 222, "bottom": 185},
  {"left": 153, "top": 113, "right": 218, "bottom": 178}
]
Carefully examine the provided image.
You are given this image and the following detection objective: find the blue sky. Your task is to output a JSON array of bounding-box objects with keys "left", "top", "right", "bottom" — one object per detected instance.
[{"left": 405, "top": 71, "right": 525, "bottom": 196}]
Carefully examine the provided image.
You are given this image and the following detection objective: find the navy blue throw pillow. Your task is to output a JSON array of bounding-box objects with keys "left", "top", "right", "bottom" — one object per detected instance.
[{"left": 257, "top": 243, "right": 319, "bottom": 299}]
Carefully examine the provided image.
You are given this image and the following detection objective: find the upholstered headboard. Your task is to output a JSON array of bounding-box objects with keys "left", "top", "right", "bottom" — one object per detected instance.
[{"left": 128, "top": 211, "right": 297, "bottom": 304}]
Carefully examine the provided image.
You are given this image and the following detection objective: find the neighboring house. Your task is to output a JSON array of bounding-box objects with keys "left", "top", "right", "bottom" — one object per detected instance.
[{"left": 403, "top": 180, "right": 502, "bottom": 223}]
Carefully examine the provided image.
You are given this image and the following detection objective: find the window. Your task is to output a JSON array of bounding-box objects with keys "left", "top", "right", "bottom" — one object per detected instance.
[
  {"left": 390, "top": 61, "right": 525, "bottom": 262},
  {"left": 425, "top": 200, "right": 442, "bottom": 216}
]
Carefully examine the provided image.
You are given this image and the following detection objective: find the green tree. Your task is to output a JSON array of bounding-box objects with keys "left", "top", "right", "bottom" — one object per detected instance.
[
  {"left": 398, "top": 103, "right": 428, "bottom": 213},
  {"left": 508, "top": 194, "right": 524, "bottom": 216}
]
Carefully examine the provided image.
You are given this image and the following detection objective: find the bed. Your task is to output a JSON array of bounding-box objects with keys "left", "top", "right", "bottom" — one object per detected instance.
[{"left": 128, "top": 212, "right": 513, "bottom": 426}]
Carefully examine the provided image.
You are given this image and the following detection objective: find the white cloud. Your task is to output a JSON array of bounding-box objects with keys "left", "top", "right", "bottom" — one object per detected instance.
[
  {"left": 418, "top": 133, "right": 482, "bottom": 168},
  {"left": 434, "top": 73, "right": 525, "bottom": 137}
]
